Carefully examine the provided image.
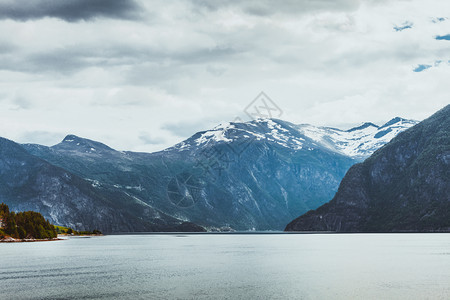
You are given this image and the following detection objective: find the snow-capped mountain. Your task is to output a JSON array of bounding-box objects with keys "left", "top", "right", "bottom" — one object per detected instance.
[
  {"left": 170, "top": 117, "right": 418, "bottom": 161},
  {"left": 171, "top": 119, "right": 309, "bottom": 152},
  {"left": 14, "top": 116, "right": 418, "bottom": 231},
  {"left": 286, "top": 105, "right": 450, "bottom": 233},
  {"left": 295, "top": 117, "right": 418, "bottom": 159}
]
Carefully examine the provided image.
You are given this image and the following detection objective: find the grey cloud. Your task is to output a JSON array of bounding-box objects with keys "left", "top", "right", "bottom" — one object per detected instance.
[
  {"left": 125, "top": 63, "right": 193, "bottom": 87},
  {"left": 175, "top": 46, "right": 239, "bottom": 64},
  {"left": 191, "top": 0, "right": 360, "bottom": 16},
  {"left": 20, "top": 131, "right": 64, "bottom": 146},
  {"left": 121, "top": 46, "right": 242, "bottom": 86},
  {"left": 13, "top": 96, "right": 32, "bottom": 110},
  {"left": 325, "top": 41, "right": 429, "bottom": 71},
  {"left": 162, "top": 120, "right": 216, "bottom": 138},
  {"left": 0, "top": 0, "right": 143, "bottom": 22},
  {"left": 27, "top": 50, "right": 95, "bottom": 74},
  {"left": 206, "top": 65, "right": 227, "bottom": 76},
  {"left": 0, "top": 44, "right": 241, "bottom": 77},
  {"left": 23, "top": 45, "right": 149, "bottom": 73},
  {"left": 0, "top": 42, "right": 16, "bottom": 54},
  {"left": 138, "top": 133, "right": 166, "bottom": 145},
  {"left": 0, "top": 48, "right": 101, "bottom": 74},
  {"left": 0, "top": 45, "right": 137, "bottom": 74}
]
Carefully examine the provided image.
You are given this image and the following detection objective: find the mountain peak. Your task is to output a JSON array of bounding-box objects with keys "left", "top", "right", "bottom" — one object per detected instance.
[
  {"left": 62, "top": 134, "right": 83, "bottom": 143},
  {"left": 54, "top": 135, "right": 115, "bottom": 153},
  {"left": 346, "top": 122, "right": 379, "bottom": 132},
  {"left": 379, "top": 117, "right": 416, "bottom": 129},
  {"left": 169, "top": 116, "right": 417, "bottom": 159}
]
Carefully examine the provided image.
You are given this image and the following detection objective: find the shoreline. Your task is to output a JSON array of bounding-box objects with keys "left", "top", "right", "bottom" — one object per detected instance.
[
  {"left": 0, "top": 234, "right": 103, "bottom": 243},
  {"left": 58, "top": 234, "right": 103, "bottom": 237},
  {"left": 0, "top": 236, "right": 64, "bottom": 243}
]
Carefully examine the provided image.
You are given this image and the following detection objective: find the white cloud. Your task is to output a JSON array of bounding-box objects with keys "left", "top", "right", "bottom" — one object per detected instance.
[{"left": 0, "top": 0, "right": 449, "bottom": 152}]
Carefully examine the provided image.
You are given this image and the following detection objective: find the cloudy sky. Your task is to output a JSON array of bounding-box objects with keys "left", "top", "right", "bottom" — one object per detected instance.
[{"left": 0, "top": 0, "right": 449, "bottom": 152}]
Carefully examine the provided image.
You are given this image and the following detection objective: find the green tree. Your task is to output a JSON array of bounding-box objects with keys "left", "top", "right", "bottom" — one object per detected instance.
[
  {"left": 18, "top": 227, "right": 26, "bottom": 239},
  {"left": 0, "top": 203, "right": 58, "bottom": 240}
]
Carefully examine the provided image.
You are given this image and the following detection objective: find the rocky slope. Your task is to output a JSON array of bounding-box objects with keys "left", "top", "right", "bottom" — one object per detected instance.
[
  {"left": 285, "top": 105, "right": 450, "bottom": 232},
  {"left": 0, "top": 138, "right": 204, "bottom": 233},
  {"left": 23, "top": 117, "right": 416, "bottom": 231}
]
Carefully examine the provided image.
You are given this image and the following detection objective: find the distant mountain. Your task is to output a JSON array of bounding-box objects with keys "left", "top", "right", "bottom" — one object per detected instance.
[
  {"left": 285, "top": 105, "right": 450, "bottom": 232},
  {"left": 296, "top": 117, "right": 418, "bottom": 159},
  {"left": 172, "top": 117, "right": 417, "bottom": 160},
  {"left": 0, "top": 137, "right": 205, "bottom": 233},
  {"left": 22, "top": 117, "right": 416, "bottom": 231}
]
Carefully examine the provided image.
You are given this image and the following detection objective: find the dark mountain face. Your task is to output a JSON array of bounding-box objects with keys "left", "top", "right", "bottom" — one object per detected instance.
[
  {"left": 54, "top": 134, "right": 116, "bottom": 154},
  {"left": 286, "top": 105, "right": 450, "bottom": 232},
  {"left": 21, "top": 117, "right": 415, "bottom": 231},
  {"left": 24, "top": 119, "right": 358, "bottom": 230},
  {"left": 0, "top": 138, "right": 205, "bottom": 233},
  {"left": 14, "top": 117, "right": 415, "bottom": 232}
]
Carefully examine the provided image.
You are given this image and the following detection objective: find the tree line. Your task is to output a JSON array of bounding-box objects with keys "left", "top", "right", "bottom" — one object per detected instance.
[{"left": 0, "top": 203, "right": 57, "bottom": 239}]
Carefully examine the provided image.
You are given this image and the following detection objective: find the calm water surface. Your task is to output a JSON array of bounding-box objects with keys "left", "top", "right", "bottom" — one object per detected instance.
[{"left": 1, "top": 234, "right": 449, "bottom": 299}]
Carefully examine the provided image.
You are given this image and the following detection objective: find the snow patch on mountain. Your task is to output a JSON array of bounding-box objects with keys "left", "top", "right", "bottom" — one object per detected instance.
[
  {"left": 295, "top": 118, "right": 418, "bottom": 158},
  {"left": 170, "top": 117, "right": 418, "bottom": 159},
  {"left": 195, "top": 128, "right": 233, "bottom": 145}
]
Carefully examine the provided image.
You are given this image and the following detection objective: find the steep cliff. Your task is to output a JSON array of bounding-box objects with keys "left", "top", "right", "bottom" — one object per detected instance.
[{"left": 286, "top": 105, "right": 450, "bottom": 232}]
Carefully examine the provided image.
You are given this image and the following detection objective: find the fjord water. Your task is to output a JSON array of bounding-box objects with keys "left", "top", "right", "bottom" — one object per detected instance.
[{"left": 1, "top": 234, "right": 449, "bottom": 299}]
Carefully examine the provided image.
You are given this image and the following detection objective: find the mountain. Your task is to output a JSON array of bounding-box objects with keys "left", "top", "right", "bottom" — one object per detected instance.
[
  {"left": 0, "top": 137, "right": 205, "bottom": 233},
  {"left": 22, "top": 117, "right": 416, "bottom": 231},
  {"left": 285, "top": 105, "right": 450, "bottom": 232},
  {"left": 296, "top": 117, "right": 418, "bottom": 159}
]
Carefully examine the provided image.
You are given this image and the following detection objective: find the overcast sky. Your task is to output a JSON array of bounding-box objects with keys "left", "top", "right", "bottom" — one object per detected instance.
[{"left": 0, "top": 0, "right": 449, "bottom": 152}]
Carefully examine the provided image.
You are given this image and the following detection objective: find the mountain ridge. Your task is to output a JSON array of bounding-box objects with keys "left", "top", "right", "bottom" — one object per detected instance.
[
  {"left": 1, "top": 137, "right": 206, "bottom": 233},
  {"left": 285, "top": 105, "right": 450, "bottom": 232},
  {"left": 168, "top": 117, "right": 418, "bottom": 159},
  {"left": 20, "top": 116, "right": 417, "bottom": 231}
]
